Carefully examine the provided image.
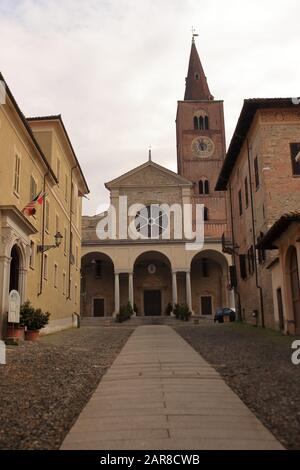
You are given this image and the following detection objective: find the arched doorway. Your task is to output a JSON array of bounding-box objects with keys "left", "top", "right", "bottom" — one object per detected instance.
[
  {"left": 133, "top": 251, "right": 172, "bottom": 316},
  {"left": 9, "top": 245, "right": 21, "bottom": 292},
  {"left": 81, "top": 252, "right": 115, "bottom": 317},
  {"left": 288, "top": 246, "right": 300, "bottom": 334},
  {"left": 191, "top": 250, "right": 229, "bottom": 316}
]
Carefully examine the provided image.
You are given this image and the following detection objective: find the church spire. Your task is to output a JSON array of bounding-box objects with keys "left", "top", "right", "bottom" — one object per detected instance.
[{"left": 184, "top": 37, "right": 213, "bottom": 101}]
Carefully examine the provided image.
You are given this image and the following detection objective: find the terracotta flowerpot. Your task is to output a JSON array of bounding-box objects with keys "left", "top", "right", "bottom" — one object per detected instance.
[
  {"left": 7, "top": 325, "right": 25, "bottom": 340},
  {"left": 25, "top": 330, "right": 40, "bottom": 341}
]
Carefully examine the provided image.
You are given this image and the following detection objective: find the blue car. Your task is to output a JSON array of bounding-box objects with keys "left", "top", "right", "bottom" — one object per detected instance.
[{"left": 214, "top": 307, "right": 236, "bottom": 323}]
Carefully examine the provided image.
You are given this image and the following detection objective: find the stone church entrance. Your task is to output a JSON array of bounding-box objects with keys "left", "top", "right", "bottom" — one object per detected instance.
[{"left": 144, "top": 290, "right": 161, "bottom": 316}]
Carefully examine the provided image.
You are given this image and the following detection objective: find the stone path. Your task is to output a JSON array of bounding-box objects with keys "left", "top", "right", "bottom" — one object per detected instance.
[{"left": 61, "top": 326, "right": 284, "bottom": 450}]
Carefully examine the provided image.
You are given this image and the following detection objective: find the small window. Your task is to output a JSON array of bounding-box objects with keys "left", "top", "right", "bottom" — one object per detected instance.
[
  {"left": 62, "top": 272, "right": 66, "bottom": 295},
  {"left": 247, "top": 246, "right": 255, "bottom": 276},
  {"left": 204, "top": 207, "right": 208, "bottom": 221},
  {"left": 202, "top": 259, "right": 209, "bottom": 277},
  {"left": 239, "top": 254, "right": 247, "bottom": 280},
  {"left": 254, "top": 156, "right": 260, "bottom": 189},
  {"left": 290, "top": 143, "right": 300, "bottom": 176},
  {"left": 95, "top": 260, "right": 102, "bottom": 278},
  {"left": 199, "top": 116, "right": 204, "bottom": 130},
  {"left": 204, "top": 180, "right": 209, "bottom": 194},
  {"left": 75, "top": 284, "right": 78, "bottom": 305},
  {"left": 71, "top": 182, "right": 75, "bottom": 213},
  {"left": 56, "top": 157, "right": 60, "bottom": 183},
  {"left": 238, "top": 190, "right": 243, "bottom": 216},
  {"left": 29, "top": 241, "right": 35, "bottom": 269},
  {"left": 65, "top": 174, "right": 68, "bottom": 202},
  {"left": 195, "top": 73, "right": 199, "bottom": 80},
  {"left": 13, "top": 154, "right": 21, "bottom": 194},
  {"left": 76, "top": 245, "right": 79, "bottom": 268},
  {"left": 69, "top": 278, "right": 72, "bottom": 300},
  {"left": 43, "top": 254, "right": 48, "bottom": 280},
  {"left": 30, "top": 175, "right": 37, "bottom": 201},
  {"left": 64, "top": 228, "right": 67, "bottom": 255},
  {"left": 54, "top": 263, "right": 58, "bottom": 288},
  {"left": 244, "top": 177, "right": 249, "bottom": 208},
  {"left": 45, "top": 200, "right": 50, "bottom": 232},
  {"left": 55, "top": 214, "right": 59, "bottom": 234},
  {"left": 194, "top": 116, "right": 199, "bottom": 130}
]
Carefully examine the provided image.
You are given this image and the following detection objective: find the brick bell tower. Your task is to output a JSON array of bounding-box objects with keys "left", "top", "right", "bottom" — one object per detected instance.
[{"left": 176, "top": 37, "right": 227, "bottom": 240}]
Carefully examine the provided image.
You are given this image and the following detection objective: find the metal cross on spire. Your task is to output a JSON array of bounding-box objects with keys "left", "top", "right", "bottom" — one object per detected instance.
[{"left": 191, "top": 26, "right": 199, "bottom": 43}]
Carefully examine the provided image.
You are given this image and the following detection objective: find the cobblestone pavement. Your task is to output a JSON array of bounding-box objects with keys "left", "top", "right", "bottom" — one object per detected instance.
[{"left": 0, "top": 326, "right": 133, "bottom": 449}]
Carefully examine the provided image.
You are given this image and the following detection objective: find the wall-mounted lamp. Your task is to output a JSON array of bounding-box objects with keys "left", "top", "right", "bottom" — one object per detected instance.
[{"left": 37, "top": 231, "right": 63, "bottom": 253}]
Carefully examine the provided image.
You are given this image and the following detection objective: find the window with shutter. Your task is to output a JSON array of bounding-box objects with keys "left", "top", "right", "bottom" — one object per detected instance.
[
  {"left": 254, "top": 156, "right": 260, "bottom": 188},
  {"left": 290, "top": 143, "right": 300, "bottom": 175}
]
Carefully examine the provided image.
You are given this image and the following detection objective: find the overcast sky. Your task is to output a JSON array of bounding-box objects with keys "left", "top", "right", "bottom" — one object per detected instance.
[{"left": 1, "top": 0, "right": 299, "bottom": 215}]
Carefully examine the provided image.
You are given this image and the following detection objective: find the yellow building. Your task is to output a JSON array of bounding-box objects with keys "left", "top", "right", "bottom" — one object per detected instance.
[{"left": 0, "top": 73, "right": 89, "bottom": 337}]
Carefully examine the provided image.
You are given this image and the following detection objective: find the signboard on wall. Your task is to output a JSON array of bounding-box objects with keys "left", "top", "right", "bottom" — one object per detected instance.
[{"left": 8, "top": 290, "right": 20, "bottom": 324}]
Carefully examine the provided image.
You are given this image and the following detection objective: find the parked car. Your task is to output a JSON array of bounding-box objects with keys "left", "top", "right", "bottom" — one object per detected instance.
[{"left": 214, "top": 307, "right": 236, "bottom": 323}]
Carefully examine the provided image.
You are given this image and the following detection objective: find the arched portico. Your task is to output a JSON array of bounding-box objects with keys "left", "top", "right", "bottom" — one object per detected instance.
[
  {"left": 284, "top": 245, "right": 300, "bottom": 334},
  {"left": 190, "top": 249, "right": 231, "bottom": 316},
  {"left": 81, "top": 252, "right": 115, "bottom": 317},
  {"left": 133, "top": 251, "right": 172, "bottom": 316}
]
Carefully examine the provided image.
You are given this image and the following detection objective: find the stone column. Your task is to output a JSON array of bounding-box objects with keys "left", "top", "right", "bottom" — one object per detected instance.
[
  {"left": 128, "top": 272, "right": 136, "bottom": 316},
  {"left": 186, "top": 270, "right": 193, "bottom": 313},
  {"left": 172, "top": 271, "right": 178, "bottom": 308},
  {"left": 0, "top": 255, "right": 11, "bottom": 337},
  {"left": 114, "top": 272, "right": 120, "bottom": 317}
]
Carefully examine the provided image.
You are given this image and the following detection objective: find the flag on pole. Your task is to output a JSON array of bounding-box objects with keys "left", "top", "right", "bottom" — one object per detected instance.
[{"left": 22, "top": 191, "right": 47, "bottom": 216}]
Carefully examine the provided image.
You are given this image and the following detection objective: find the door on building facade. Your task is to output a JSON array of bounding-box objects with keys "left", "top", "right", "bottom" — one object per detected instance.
[
  {"left": 144, "top": 290, "right": 161, "bottom": 316},
  {"left": 93, "top": 298, "right": 104, "bottom": 317},
  {"left": 201, "top": 296, "right": 212, "bottom": 315},
  {"left": 289, "top": 247, "right": 300, "bottom": 334},
  {"left": 276, "top": 288, "right": 284, "bottom": 331}
]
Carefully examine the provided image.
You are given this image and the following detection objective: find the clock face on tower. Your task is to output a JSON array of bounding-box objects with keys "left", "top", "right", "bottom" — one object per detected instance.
[{"left": 191, "top": 136, "right": 215, "bottom": 158}]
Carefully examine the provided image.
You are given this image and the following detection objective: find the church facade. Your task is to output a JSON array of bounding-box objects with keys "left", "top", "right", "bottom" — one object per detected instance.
[{"left": 81, "top": 39, "right": 233, "bottom": 318}]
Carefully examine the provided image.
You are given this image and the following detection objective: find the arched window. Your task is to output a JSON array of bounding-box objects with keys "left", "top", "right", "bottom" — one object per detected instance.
[
  {"left": 199, "top": 180, "right": 204, "bottom": 194},
  {"left": 204, "top": 115, "right": 209, "bottom": 130},
  {"left": 199, "top": 116, "right": 204, "bottom": 130},
  {"left": 204, "top": 207, "right": 208, "bottom": 221},
  {"left": 193, "top": 116, "right": 199, "bottom": 130},
  {"left": 204, "top": 180, "right": 209, "bottom": 194}
]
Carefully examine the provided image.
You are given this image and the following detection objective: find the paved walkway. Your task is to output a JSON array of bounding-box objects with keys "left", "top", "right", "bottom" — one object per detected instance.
[{"left": 61, "top": 326, "right": 283, "bottom": 450}]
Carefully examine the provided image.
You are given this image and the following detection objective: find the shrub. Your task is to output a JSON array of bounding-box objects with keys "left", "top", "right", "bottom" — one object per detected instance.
[
  {"left": 165, "top": 302, "right": 173, "bottom": 316},
  {"left": 20, "top": 301, "right": 50, "bottom": 331},
  {"left": 173, "top": 303, "right": 192, "bottom": 321},
  {"left": 116, "top": 301, "right": 134, "bottom": 323}
]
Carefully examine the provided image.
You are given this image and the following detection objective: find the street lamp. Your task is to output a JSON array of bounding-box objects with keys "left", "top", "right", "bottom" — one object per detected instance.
[{"left": 37, "top": 231, "right": 63, "bottom": 253}]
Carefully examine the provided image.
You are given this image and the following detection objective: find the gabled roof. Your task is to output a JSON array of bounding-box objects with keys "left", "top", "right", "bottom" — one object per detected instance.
[
  {"left": 215, "top": 98, "right": 296, "bottom": 190},
  {"left": 257, "top": 212, "right": 300, "bottom": 250},
  {"left": 105, "top": 160, "right": 193, "bottom": 189},
  {"left": 27, "top": 115, "right": 89, "bottom": 194},
  {"left": 0, "top": 72, "right": 57, "bottom": 183},
  {"left": 184, "top": 40, "right": 213, "bottom": 101}
]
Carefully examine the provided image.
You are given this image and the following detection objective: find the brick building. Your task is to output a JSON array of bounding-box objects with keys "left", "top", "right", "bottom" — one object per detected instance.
[{"left": 216, "top": 98, "right": 300, "bottom": 330}]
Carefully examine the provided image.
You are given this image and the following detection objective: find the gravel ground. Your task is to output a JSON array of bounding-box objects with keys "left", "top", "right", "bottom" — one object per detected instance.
[
  {"left": 174, "top": 322, "right": 300, "bottom": 450},
  {"left": 0, "top": 326, "right": 133, "bottom": 450}
]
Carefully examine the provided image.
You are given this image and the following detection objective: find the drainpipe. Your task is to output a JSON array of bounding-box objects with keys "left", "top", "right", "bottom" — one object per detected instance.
[
  {"left": 229, "top": 185, "right": 242, "bottom": 321},
  {"left": 38, "top": 170, "right": 49, "bottom": 296},
  {"left": 67, "top": 165, "right": 77, "bottom": 300},
  {"left": 246, "top": 139, "right": 265, "bottom": 328}
]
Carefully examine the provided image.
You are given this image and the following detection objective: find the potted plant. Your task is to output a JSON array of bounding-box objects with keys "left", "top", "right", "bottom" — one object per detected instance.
[
  {"left": 20, "top": 301, "right": 50, "bottom": 341},
  {"left": 116, "top": 301, "right": 134, "bottom": 323}
]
